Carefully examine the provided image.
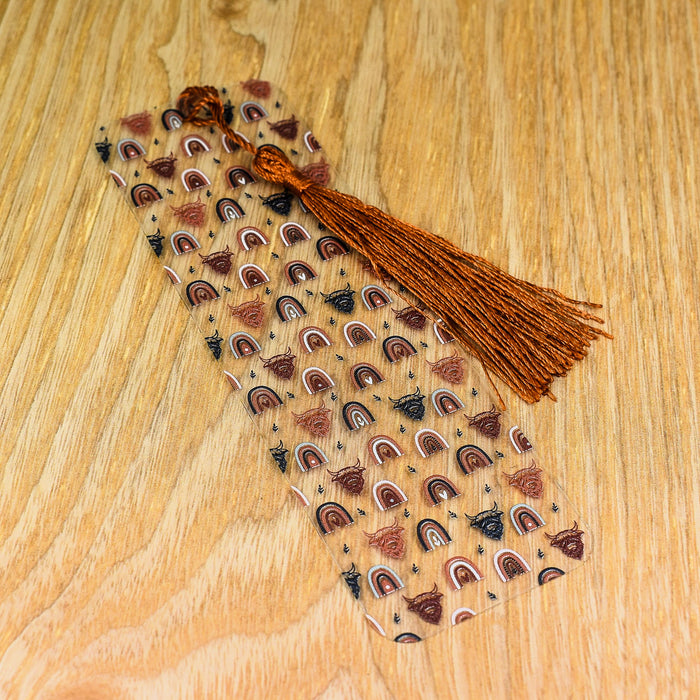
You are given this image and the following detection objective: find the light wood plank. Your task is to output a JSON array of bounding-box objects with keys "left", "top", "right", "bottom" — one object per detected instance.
[{"left": 0, "top": 0, "right": 697, "bottom": 697}]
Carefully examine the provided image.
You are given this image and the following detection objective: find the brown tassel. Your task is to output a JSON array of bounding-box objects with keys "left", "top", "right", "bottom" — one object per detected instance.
[{"left": 177, "top": 86, "right": 610, "bottom": 403}]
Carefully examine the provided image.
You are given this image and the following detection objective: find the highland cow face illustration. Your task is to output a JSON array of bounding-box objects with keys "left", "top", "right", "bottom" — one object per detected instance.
[
  {"left": 403, "top": 584, "right": 444, "bottom": 625},
  {"left": 466, "top": 502, "right": 504, "bottom": 540},
  {"left": 293, "top": 403, "right": 332, "bottom": 437},
  {"left": 342, "top": 563, "right": 361, "bottom": 599},
  {"left": 427, "top": 351, "right": 465, "bottom": 384},
  {"left": 321, "top": 284, "right": 356, "bottom": 314},
  {"left": 228, "top": 296, "right": 266, "bottom": 328},
  {"left": 171, "top": 198, "right": 207, "bottom": 226},
  {"left": 465, "top": 406, "right": 502, "bottom": 439},
  {"left": 259, "top": 347, "right": 296, "bottom": 379},
  {"left": 389, "top": 387, "right": 426, "bottom": 421},
  {"left": 268, "top": 115, "right": 299, "bottom": 140},
  {"left": 145, "top": 152, "right": 177, "bottom": 178},
  {"left": 392, "top": 306, "right": 426, "bottom": 329},
  {"left": 546, "top": 523, "right": 585, "bottom": 560},
  {"left": 327, "top": 459, "right": 366, "bottom": 495},
  {"left": 269, "top": 440, "right": 288, "bottom": 474},
  {"left": 364, "top": 519, "right": 406, "bottom": 559},
  {"left": 199, "top": 246, "right": 234, "bottom": 275},
  {"left": 503, "top": 462, "right": 544, "bottom": 498}
]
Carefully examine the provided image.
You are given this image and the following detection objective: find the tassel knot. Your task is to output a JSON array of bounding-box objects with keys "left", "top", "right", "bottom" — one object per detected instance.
[{"left": 252, "top": 145, "right": 314, "bottom": 197}]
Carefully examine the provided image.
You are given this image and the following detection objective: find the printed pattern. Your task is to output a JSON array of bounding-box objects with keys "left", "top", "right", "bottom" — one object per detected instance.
[{"left": 96, "top": 81, "right": 588, "bottom": 643}]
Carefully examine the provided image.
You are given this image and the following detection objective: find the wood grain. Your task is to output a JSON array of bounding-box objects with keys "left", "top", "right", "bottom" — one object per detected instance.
[{"left": 0, "top": 0, "right": 697, "bottom": 697}]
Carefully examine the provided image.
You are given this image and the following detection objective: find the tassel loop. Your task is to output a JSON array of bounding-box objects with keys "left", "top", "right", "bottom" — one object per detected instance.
[
  {"left": 177, "top": 86, "right": 256, "bottom": 154},
  {"left": 177, "top": 86, "right": 223, "bottom": 126}
]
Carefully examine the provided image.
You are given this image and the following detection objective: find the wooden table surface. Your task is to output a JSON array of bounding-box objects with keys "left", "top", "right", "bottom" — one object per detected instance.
[{"left": 0, "top": 1, "right": 697, "bottom": 697}]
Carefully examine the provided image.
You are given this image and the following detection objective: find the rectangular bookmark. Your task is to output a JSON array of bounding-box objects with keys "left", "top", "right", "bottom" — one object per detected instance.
[{"left": 95, "top": 80, "right": 589, "bottom": 643}]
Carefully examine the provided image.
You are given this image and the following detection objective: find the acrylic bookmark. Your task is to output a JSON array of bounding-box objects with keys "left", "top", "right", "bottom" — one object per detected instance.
[{"left": 95, "top": 80, "right": 588, "bottom": 642}]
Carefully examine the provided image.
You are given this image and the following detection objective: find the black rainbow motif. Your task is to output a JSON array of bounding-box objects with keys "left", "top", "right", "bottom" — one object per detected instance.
[
  {"left": 216, "top": 197, "right": 246, "bottom": 223},
  {"left": 247, "top": 385, "right": 283, "bottom": 415},
  {"left": 455, "top": 444, "right": 492, "bottom": 474},
  {"left": 240, "top": 101, "right": 267, "bottom": 122},
  {"left": 316, "top": 235, "right": 349, "bottom": 260},
  {"left": 226, "top": 166, "right": 256, "bottom": 188},
  {"left": 416, "top": 518, "right": 451, "bottom": 552},
  {"left": 316, "top": 501, "right": 353, "bottom": 534}
]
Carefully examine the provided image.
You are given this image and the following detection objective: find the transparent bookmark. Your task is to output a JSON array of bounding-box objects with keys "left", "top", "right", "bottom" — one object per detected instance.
[{"left": 94, "top": 80, "right": 589, "bottom": 642}]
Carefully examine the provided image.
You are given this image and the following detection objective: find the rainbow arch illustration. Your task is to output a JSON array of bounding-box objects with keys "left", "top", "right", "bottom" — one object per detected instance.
[
  {"left": 221, "top": 131, "right": 250, "bottom": 153},
  {"left": 372, "top": 480, "right": 408, "bottom": 511},
  {"left": 455, "top": 444, "right": 493, "bottom": 474},
  {"left": 394, "top": 632, "right": 422, "bottom": 643},
  {"left": 240, "top": 101, "right": 268, "bottom": 122},
  {"left": 350, "top": 362, "right": 385, "bottom": 389},
  {"left": 161, "top": 109, "right": 183, "bottom": 131},
  {"left": 298, "top": 326, "right": 332, "bottom": 353},
  {"left": 185, "top": 280, "right": 219, "bottom": 306},
  {"left": 316, "top": 501, "right": 354, "bottom": 534},
  {"left": 226, "top": 166, "right": 256, "bottom": 189},
  {"left": 367, "top": 565, "right": 404, "bottom": 598},
  {"left": 433, "top": 321, "right": 455, "bottom": 344},
  {"left": 431, "top": 388, "right": 464, "bottom": 416},
  {"left": 509, "top": 426, "right": 534, "bottom": 453},
  {"left": 444, "top": 556, "right": 483, "bottom": 590},
  {"left": 170, "top": 230, "right": 200, "bottom": 255},
  {"left": 290, "top": 486, "right": 310, "bottom": 508},
  {"left": 422, "top": 474, "right": 461, "bottom": 506},
  {"left": 222, "top": 371, "right": 241, "bottom": 391},
  {"left": 493, "top": 548, "right": 531, "bottom": 582},
  {"left": 342, "top": 401, "right": 375, "bottom": 431},
  {"left": 279, "top": 222, "right": 311, "bottom": 246},
  {"left": 382, "top": 335, "right": 417, "bottom": 363},
  {"left": 367, "top": 435, "right": 404, "bottom": 465},
  {"left": 284, "top": 260, "right": 317, "bottom": 285},
  {"left": 365, "top": 614, "right": 386, "bottom": 637},
  {"left": 228, "top": 331, "right": 261, "bottom": 358},
  {"left": 238, "top": 263, "right": 269, "bottom": 289},
  {"left": 181, "top": 168, "right": 210, "bottom": 191},
  {"left": 414, "top": 428, "right": 449, "bottom": 458},
  {"left": 180, "top": 134, "right": 211, "bottom": 156},
  {"left": 510, "top": 503, "right": 546, "bottom": 534},
  {"left": 221, "top": 132, "right": 242, "bottom": 153},
  {"left": 344, "top": 321, "right": 376, "bottom": 347},
  {"left": 110, "top": 170, "right": 126, "bottom": 188},
  {"left": 451, "top": 608, "right": 476, "bottom": 625},
  {"left": 216, "top": 197, "right": 246, "bottom": 223},
  {"left": 247, "top": 385, "right": 283, "bottom": 415},
  {"left": 538, "top": 567, "right": 565, "bottom": 585},
  {"left": 236, "top": 226, "right": 268, "bottom": 249},
  {"left": 316, "top": 235, "right": 349, "bottom": 260},
  {"left": 416, "top": 518, "right": 452, "bottom": 552},
  {"left": 304, "top": 130, "right": 321, "bottom": 152},
  {"left": 302, "top": 367, "right": 335, "bottom": 394},
  {"left": 294, "top": 442, "right": 328, "bottom": 471},
  {"left": 117, "top": 138, "right": 146, "bottom": 160},
  {"left": 276, "top": 295, "right": 307, "bottom": 322},
  {"left": 130, "top": 183, "right": 162, "bottom": 207},
  {"left": 361, "top": 285, "right": 392, "bottom": 310},
  {"left": 163, "top": 266, "right": 180, "bottom": 284}
]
